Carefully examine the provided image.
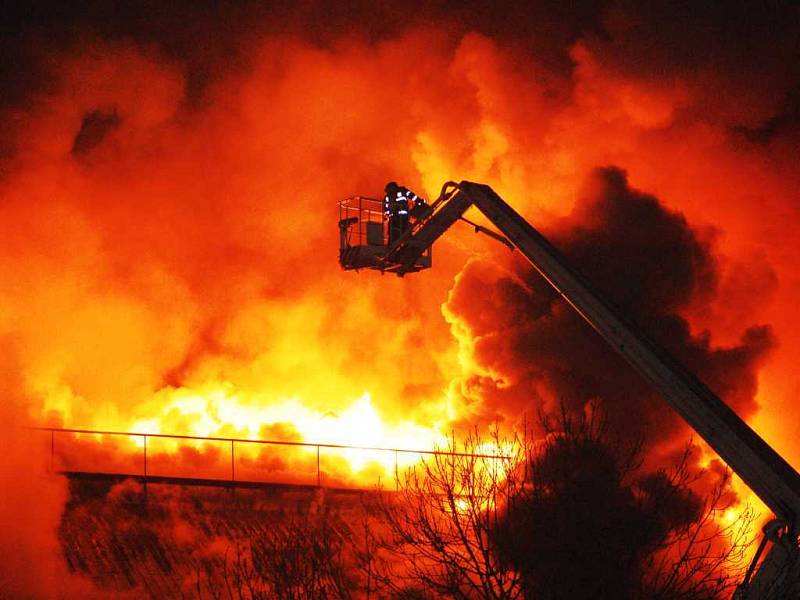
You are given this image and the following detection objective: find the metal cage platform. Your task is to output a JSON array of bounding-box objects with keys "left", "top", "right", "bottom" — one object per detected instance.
[{"left": 338, "top": 195, "right": 432, "bottom": 274}]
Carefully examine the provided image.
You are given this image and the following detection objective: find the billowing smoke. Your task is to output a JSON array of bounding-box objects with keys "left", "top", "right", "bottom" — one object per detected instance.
[
  {"left": 1, "top": 1, "right": 799, "bottom": 595},
  {"left": 444, "top": 167, "right": 775, "bottom": 459},
  {"left": 0, "top": 338, "right": 99, "bottom": 598}
]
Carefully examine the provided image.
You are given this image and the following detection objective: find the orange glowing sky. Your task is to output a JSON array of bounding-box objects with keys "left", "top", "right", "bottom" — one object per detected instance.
[{"left": 1, "top": 2, "right": 799, "bottom": 595}]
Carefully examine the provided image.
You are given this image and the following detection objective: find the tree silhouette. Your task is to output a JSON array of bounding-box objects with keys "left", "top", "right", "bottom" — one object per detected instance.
[
  {"left": 365, "top": 404, "right": 752, "bottom": 600},
  {"left": 365, "top": 429, "right": 526, "bottom": 599}
]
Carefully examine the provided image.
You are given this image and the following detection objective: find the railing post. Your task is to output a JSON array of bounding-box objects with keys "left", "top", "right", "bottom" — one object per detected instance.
[
  {"left": 32, "top": 427, "right": 516, "bottom": 494},
  {"left": 143, "top": 434, "right": 148, "bottom": 503}
]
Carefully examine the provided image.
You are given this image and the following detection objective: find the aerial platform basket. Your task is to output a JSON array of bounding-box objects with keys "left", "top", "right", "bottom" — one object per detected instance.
[{"left": 338, "top": 195, "right": 432, "bottom": 274}]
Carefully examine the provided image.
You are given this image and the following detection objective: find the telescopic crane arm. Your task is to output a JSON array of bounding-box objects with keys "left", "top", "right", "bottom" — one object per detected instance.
[{"left": 339, "top": 180, "right": 800, "bottom": 598}]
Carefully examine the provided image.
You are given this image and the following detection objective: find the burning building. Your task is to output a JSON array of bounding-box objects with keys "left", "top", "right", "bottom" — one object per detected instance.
[{"left": 1, "top": 1, "right": 799, "bottom": 597}]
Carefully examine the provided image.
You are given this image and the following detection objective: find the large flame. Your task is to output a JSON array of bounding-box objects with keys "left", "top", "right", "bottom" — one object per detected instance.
[{"left": 1, "top": 5, "right": 799, "bottom": 595}]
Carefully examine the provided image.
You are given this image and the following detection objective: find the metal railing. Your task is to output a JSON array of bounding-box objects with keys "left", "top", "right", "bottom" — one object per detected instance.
[
  {"left": 338, "top": 195, "right": 386, "bottom": 248},
  {"left": 33, "top": 426, "right": 509, "bottom": 491}
]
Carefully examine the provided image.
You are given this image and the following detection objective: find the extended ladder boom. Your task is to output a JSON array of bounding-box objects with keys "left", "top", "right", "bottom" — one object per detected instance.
[
  {"left": 342, "top": 180, "right": 800, "bottom": 597},
  {"left": 398, "top": 181, "right": 800, "bottom": 527},
  {"left": 469, "top": 182, "right": 800, "bottom": 524}
]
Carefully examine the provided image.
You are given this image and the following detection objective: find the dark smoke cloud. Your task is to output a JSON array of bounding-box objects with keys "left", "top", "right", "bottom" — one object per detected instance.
[
  {"left": 444, "top": 167, "right": 775, "bottom": 451},
  {"left": 0, "top": 0, "right": 586, "bottom": 114},
  {"left": 2, "top": 1, "right": 798, "bottom": 184},
  {"left": 579, "top": 1, "right": 800, "bottom": 129}
]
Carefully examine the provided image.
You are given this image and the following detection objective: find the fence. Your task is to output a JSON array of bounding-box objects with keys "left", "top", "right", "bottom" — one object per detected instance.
[{"left": 33, "top": 426, "right": 508, "bottom": 491}]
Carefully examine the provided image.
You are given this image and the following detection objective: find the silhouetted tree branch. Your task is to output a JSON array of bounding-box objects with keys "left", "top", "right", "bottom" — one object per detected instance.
[{"left": 363, "top": 402, "right": 753, "bottom": 600}]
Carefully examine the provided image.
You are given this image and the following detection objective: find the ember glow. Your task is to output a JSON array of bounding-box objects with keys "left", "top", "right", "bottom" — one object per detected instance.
[{"left": 1, "top": 2, "right": 799, "bottom": 596}]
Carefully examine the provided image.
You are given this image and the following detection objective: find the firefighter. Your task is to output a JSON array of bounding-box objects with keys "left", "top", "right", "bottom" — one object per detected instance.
[
  {"left": 384, "top": 182, "right": 429, "bottom": 245},
  {"left": 384, "top": 181, "right": 410, "bottom": 245}
]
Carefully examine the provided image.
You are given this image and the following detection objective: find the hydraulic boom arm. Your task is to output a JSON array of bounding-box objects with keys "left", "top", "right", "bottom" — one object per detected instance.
[{"left": 342, "top": 180, "right": 800, "bottom": 598}]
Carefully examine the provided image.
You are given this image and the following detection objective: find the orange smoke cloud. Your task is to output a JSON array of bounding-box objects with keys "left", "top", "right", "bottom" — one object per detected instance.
[
  {"left": 0, "top": 339, "right": 100, "bottom": 597},
  {"left": 1, "top": 2, "right": 799, "bottom": 594},
  {"left": 443, "top": 167, "right": 775, "bottom": 462}
]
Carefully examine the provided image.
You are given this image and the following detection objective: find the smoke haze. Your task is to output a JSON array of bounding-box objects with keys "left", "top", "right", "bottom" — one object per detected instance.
[{"left": 1, "top": 1, "right": 799, "bottom": 595}]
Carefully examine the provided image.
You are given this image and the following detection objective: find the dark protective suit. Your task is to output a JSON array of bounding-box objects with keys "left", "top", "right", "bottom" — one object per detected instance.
[{"left": 384, "top": 182, "right": 428, "bottom": 245}]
